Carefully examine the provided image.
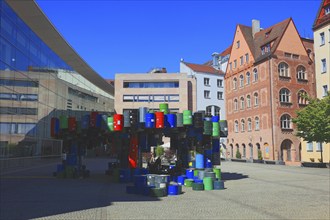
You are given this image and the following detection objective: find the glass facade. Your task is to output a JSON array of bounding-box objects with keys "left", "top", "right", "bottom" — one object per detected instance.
[
  {"left": 123, "top": 81, "right": 179, "bottom": 88},
  {"left": 0, "top": 1, "right": 113, "bottom": 157}
]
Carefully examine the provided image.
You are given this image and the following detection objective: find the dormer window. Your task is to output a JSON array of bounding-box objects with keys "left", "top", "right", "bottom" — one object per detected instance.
[
  {"left": 325, "top": 6, "right": 330, "bottom": 15},
  {"left": 265, "top": 32, "right": 270, "bottom": 38},
  {"left": 261, "top": 43, "right": 271, "bottom": 55}
]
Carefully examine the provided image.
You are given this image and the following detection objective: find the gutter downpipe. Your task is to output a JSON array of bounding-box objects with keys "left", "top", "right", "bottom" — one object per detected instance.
[{"left": 269, "top": 55, "right": 276, "bottom": 162}]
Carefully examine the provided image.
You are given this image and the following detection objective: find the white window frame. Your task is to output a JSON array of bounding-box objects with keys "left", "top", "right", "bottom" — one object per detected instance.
[
  {"left": 241, "top": 119, "right": 245, "bottom": 132},
  {"left": 280, "top": 114, "right": 292, "bottom": 129},
  {"left": 217, "top": 79, "right": 223, "bottom": 88},
  {"left": 253, "top": 69, "right": 258, "bottom": 82},
  {"left": 280, "top": 88, "right": 291, "bottom": 103},
  {"left": 278, "top": 62, "right": 290, "bottom": 77},
  {"left": 204, "top": 90, "right": 210, "bottom": 99},
  {"left": 247, "top": 95, "right": 251, "bottom": 108},
  {"left": 239, "top": 75, "right": 244, "bottom": 87},
  {"left": 297, "top": 65, "right": 306, "bottom": 80},
  {"left": 217, "top": 92, "right": 223, "bottom": 100},
  {"left": 316, "top": 142, "right": 322, "bottom": 152},
  {"left": 254, "top": 93, "right": 259, "bottom": 106},
  {"left": 323, "top": 85, "right": 328, "bottom": 97},
  {"left": 321, "top": 59, "right": 327, "bottom": 73},
  {"left": 306, "top": 142, "right": 313, "bottom": 152},
  {"left": 234, "top": 99, "right": 238, "bottom": 111},
  {"left": 204, "top": 78, "right": 210, "bottom": 86},
  {"left": 234, "top": 120, "right": 239, "bottom": 133},
  {"left": 240, "top": 97, "right": 245, "bottom": 109},
  {"left": 320, "top": 32, "right": 325, "bottom": 46},
  {"left": 255, "top": 117, "right": 260, "bottom": 131},
  {"left": 248, "top": 118, "right": 252, "bottom": 131},
  {"left": 246, "top": 72, "right": 251, "bottom": 85},
  {"left": 233, "top": 78, "right": 237, "bottom": 90}
]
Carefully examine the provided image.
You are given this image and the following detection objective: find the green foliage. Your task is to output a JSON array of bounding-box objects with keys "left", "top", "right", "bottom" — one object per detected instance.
[
  {"left": 235, "top": 149, "right": 241, "bottom": 159},
  {"left": 292, "top": 95, "right": 330, "bottom": 143},
  {"left": 258, "top": 150, "right": 263, "bottom": 160},
  {"left": 155, "top": 145, "right": 164, "bottom": 157}
]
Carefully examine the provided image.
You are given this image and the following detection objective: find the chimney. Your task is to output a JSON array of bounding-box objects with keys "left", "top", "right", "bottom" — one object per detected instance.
[
  {"left": 161, "top": 68, "right": 167, "bottom": 73},
  {"left": 252, "top": 19, "right": 260, "bottom": 38}
]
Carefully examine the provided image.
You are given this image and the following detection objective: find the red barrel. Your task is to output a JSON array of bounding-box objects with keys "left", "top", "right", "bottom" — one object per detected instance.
[
  {"left": 50, "top": 117, "right": 57, "bottom": 137},
  {"left": 90, "top": 112, "right": 98, "bottom": 127},
  {"left": 68, "top": 117, "right": 77, "bottom": 132},
  {"left": 155, "top": 112, "right": 164, "bottom": 128},
  {"left": 113, "top": 114, "right": 124, "bottom": 131}
]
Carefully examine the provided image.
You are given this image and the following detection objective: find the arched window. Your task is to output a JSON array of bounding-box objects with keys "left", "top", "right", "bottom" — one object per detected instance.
[
  {"left": 233, "top": 78, "right": 237, "bottom": 90},
  {"left": 298, "top": 90, "right": 308, "bottom": 105},
  {"left": 254, "top": 93, "right": 259, "bottom": 106},
  {"left": 241, "top": 119, "right": 245, "bottom": 132},
  {"left": 247, "top": 95, "right": 251, "bottom": 108},
  {"left": 280, "top": 114, "right": 292, "bottom": 129},
  {"left": 240, "top": 75, "right": 244, "bottom": 87},
  {"left": 253, "top": 69, "right": 258, "bottom": 82},
  {"left": 255, "top": 117, "right": 260, "bottom": 130},
  {"left": 297, "top": 65, "right": 306, "bottom": 80},
  {"left": 206, "top": 106, "right": 212, "bottom": 115},
  {"left": 279, "top": 88, "right": 291, "bottom": 103},
  {"left": 214, "top": 106, "right": 220, "bottom": 117},
  {"left": 248, "top": 118, "right": 252, "bottom": 131},
  {"left": 234, "top": 120, "right": 239, "bottom": 133},
  {"left": 246, "top": 72, "right": 251, "bottom": 85},
  {"left": 234, "top": 99, "right": 238, "bottom": 111},
  {"left": 240, "top": 97, "right": 245, "bottom": 109},
  {"left": 278, "top": 62, "right": 290, "bottom": 77},
  {"left": 242, "top": 144, "right": 246, "bottom": 158}
]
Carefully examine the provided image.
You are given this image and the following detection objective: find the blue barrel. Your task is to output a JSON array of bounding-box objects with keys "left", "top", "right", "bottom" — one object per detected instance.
[
  {"left": 119, "top": 168, "right": 131, "bottom": 183},
  {"left": 168, "top": 184, "right": 179, "bottom": 196},
  {"left": 213, "top": 180, "right": 225, "bottom": 190},
  {"left": 56, "top": 164, "right": 64, "bottom": 173},
  {"left": 196, "top": 154, "right": 204, "bottom": 169},
  {"left": 96, "top": 114, "right": 103, "bottom": 128},
  {"left": 212, "top": 139, "right": 220, "bottom": 153},
  {"left": 82, "top": 115, "right": 90, "bottom": 129},
  {"left": 212, "top": 116, "right": 219, "bottom": 122},
  {"left": 177, "top": 175, "right": 187, "bottom": 185},
  {"left": 165, "top": 114, "right": 176, "bottom": 128},
  {"left": 145, "top": 113, "right": 155, "bottom": 128},
  {"left": 205, "top": 157, "right": 212, "bottom": 168},
  {"left": 194, "top": 179, "right": 203, "bottom": 183},
  {"left": 186, "top": 169, "right": 194, "bottom": 179},
  {"left": 54, "top": 118, "right": 60, "bottom": 135},
  {"left": 134, "top": 175, "right": 147, "bottom": 188}
]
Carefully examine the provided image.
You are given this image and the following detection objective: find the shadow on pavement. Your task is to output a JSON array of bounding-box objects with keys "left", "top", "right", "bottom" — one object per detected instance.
[
  {"left": 221, "top": 172, "right": 249, "bottom": 181},
  {"left": 0, "top": 160, "right": 160, "bottom": 220}
]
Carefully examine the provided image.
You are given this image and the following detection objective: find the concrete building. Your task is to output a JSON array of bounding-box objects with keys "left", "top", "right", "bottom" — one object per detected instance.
[
  {"left": 301, "top": 0, "right": 330, "bottom": 164},
  {"left": 0, "top": 0, "right": 114, "bottom": 157},
  {"left": 115, "top": 69, "right": 196, "bottom": 114},
  {"left": 225, "top": 18, "right": 315, "bottom": 165}
]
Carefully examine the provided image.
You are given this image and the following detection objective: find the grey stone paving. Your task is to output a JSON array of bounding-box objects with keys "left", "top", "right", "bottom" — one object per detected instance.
[{"left": 0, "top": 159, "right": 329, "bottom": 219}]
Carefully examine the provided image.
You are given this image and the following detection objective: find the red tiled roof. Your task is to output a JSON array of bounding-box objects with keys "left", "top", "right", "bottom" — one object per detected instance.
[
  {"left": 203, "top": 60, "right": 213, "bottom": 66},
  {"left": 219, "top": 45, "right": 232, "bottom": 56},
  {"left": 313, "top": 0, "right": 330, "bottom": 30},
  {"left": 183, "top": 62, "right": 225, "bottom": 75},
  {"left": 238, "top": 18, "right": 291, "bottom": 63}
]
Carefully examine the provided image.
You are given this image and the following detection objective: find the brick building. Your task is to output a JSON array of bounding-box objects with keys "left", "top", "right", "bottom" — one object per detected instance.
[{"left": 225, "top": 18, "right": 315, "bottom": 165}]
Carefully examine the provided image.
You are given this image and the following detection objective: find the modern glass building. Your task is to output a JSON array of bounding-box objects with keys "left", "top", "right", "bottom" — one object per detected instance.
[{"left": 0, "top": 0, "right": 114, "bottom": 157}]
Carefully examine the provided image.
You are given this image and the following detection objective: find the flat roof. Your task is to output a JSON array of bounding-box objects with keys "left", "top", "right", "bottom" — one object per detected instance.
[{"left": 6, "top": 0, "right": 114, "bottom": 95}]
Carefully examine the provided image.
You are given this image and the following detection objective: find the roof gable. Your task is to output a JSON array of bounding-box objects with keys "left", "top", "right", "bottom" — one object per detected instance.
[
  {"left": 183, "top": 62, "right": 225, "bottom": 75},
  {"left": 313, "top": 0, "right": 330, "bottom": 30}
]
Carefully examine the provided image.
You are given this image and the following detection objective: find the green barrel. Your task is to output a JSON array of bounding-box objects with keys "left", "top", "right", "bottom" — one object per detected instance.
[
  {"left": 107, "top": 116, "right": 114, "bottom": 131},
  {"left": 193, "top": 169, "right": 199, "bottom": 177},
  {"left": 212, "top": 122, "right": 220, "bottom": 137},
  {"left": 59, "top": 115, "right": 68, "bottom": 129},
  {"left": 184, "top": 178, "right": 194, "bottom": 187},
  {"left": 203, "top": 177, "right": 214, "bottom": 190},
  {"left": 159, "top": 103, "right": 169, "bottom": 114},
  {"left": 203, "top": 120, "right": 212, "bottom": 135},
  {"left": 112, "top": 168, "right": 120, "bottom": 182},
  {"left": 213, "top": 168, "right": 221, "bottom": 180},
  {"left": 176, "top": 113, "right": 183, "bottom": 127},
  {"left": 192, "top": 182, "right": 204, "bottom": 191},
  {"left": 183, "top": 110, "right": 192, "bottom": 125},
  {"left": 150, "top": 188, "right": 167, "bottom": 197}
]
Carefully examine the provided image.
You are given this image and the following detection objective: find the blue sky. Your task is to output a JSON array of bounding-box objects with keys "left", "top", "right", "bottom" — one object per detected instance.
[{"left": 36, "top": 0, "right": 320, "bottom": 80}]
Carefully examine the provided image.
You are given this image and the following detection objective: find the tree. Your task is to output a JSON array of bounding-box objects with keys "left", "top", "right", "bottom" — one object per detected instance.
[
  {"left": 292, "top": 95, "right": 330, "bottom": 162},
  {"left": 155, "top": 145, "right": 164, "bottom": 158},
  {"left": 235, "top": 149, "right": 241, "bottom": 159}
]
